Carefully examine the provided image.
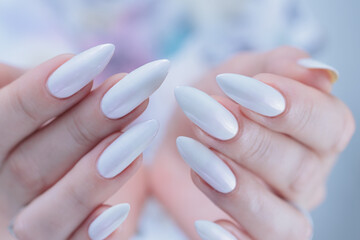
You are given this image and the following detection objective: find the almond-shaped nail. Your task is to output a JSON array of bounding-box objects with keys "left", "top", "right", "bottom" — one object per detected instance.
[
  {"left": 47, "top": 44, "right": 115, "bottom": 98},
  {"left": 195, "top": 220, "right": 237, "bottom": 240},
  {"left": 101, "top": 59, "right": 170, "bottom": 119},
  {"left": 175, "top": 86, "right": 238, "bottom": 140},
  {"left": 217, "top": 73, "right": 286, "bottom": 117},
  {"left": 176, "top": 136, "right": 236, "bottom": 193},
  {"left": 298, "top": 58, "right": 339, "bottom": 83},
  {"left": 88, "top": 203, "right": 130, "bottom": 240},
  {"left": 97, "top": 120, "right": 159, "bottom": 178}
]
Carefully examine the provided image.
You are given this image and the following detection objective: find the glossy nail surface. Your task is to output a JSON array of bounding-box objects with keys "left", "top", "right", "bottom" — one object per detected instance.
[
  {"left": 217, "top": 73, "right": 285, "bottom": 117},
  {"left": 97, "top": 120, "right": 159, "bottom": 178},
  {"left": 47, "top": 44, "right": 115, "bottom": 98},
  {"left": 88, "top": 203, "right": 130, "bottom": 240},
  {"left": 176, "top": 136, "right": 236, "bottom": 193},
  {"left": 298, "top": 58, "right": 339, "bottom": 83},
  {"left": 101, "top": 59, "right": 170, "bottom": 119},
  {"left": 195, "top": 220, "right": 237, "bottom": 240},
  {"left": 175, "top": 86, "right": 238, "bottom": 140}
]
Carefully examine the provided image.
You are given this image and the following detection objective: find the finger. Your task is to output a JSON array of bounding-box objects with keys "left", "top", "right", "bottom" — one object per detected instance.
[
  {"left": 1, "top": 60, "right": 169, "bottom": 210},
  {"left": 215, "top": 220, "right": 253, "bottom": 240},
  {"left": 197, "top": 46, "right": 335, "bottom": 97},
  {"left": 105, "top": 165, "right": 148, "bottom": 238},
  {"left": 176, "top": 137, "right": 312, "bottom": 240},
  {"left": 11, "top": 120, "right": 158, "bottom": 240},
  {"left": 262, "top": 46, "right": 337, "bottom": 92},
  {"left": 216, "top": 73, "right": 355, "bottom": 154},
  {"left": 175, "top": 87, "right": 324, "bottom": 206},
  {"left": 70, "top": 204, "right": 130, "bottom": 240},
  {"left": 0, "top": 63, "right": 24, "bottom": 88},
  {"left": 195, "top": 220, "right": 251, "bottom": 240},
  {"left": 0, "top": 44, "right": 115, "bottom": 164}
]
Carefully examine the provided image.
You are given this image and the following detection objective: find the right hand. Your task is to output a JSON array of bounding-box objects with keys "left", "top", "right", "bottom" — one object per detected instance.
[{"left": 0, "top": 44, "right": 169, "bottom": 240}]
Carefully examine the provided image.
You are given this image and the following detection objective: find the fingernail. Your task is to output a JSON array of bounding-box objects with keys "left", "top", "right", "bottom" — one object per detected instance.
[
  {"left": 297, "top": 58, "right": 339, "bottom": 83},
  {"left": 175, "top": 86, "right": 238, "bottom": 141},
  {"left": 176, "top": 136, "right": 236, "bottom": 193},
  {"left": 217, "top": 73, "right": 286, "bottom": 117},
  {"left": 97, "top": 120, "right": 159, "bottom": 178},
  {"left": 195, "top": 220, "right": 237, "bottom": 240},
  {"left": 101, "top": 59, "right": 170, "bottom": 119},
  {"left": 88, "top": 203, "right": 130, "bottom": 240},
  {"left": 47, "top": 44, "right": 115, "bottom": 98}
]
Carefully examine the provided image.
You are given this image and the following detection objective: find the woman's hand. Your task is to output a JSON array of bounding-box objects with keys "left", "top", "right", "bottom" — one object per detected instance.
[
  {"left": 150, "top": 46, "right": 355, "bottom": 239},
  {"left": 0, "top": 44, "right": 169, "bottom": 240}
]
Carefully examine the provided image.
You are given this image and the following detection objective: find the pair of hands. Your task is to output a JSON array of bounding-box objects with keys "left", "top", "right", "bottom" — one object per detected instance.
[{"left": 0, "top": 44, "right": 354, "bottom": 240}]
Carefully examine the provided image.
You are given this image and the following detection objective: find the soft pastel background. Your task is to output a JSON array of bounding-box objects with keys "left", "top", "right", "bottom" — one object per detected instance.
[{"left": 0, "top": 0, "right": 359, "bottom": 239}]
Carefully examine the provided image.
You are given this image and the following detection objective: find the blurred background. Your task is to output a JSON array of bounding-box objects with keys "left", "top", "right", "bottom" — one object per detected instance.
[
  {"left": 0, "top": 0, "right": 359, "bottom": 239},
  {"left": 306, "top": 1, "right": 360, "bottom": 239}
]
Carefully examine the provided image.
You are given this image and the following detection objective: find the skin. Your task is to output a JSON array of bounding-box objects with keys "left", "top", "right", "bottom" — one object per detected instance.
[
  {"left": 0, "top": 46, "right": 355, "bottom": 239},
  {"left": 0, "top": 56, "right": 148, "bottom": 239},
  {"left": 149, "top": 46, "right": 355, "bottom": 240}
]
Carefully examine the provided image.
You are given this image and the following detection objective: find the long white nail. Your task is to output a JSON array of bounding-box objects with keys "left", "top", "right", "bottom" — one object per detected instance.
[
  {"left": 217, "top": 74, "right": 286, "bottom": 117},
  {"left": 97, "top": 120, "right": 159, "bottom": 178},
  {"left": 195, "top": 221, "right": 237, "bottom": 240},
  {"left": 175, "top": 86, "right": 238, "bottom": 141},
  {"left": 101, "top": 59, "right": 170, "bottom": 119},
  {"left": 297, "top": 58, "right": 339, "bottom": 82},
  {"left": 88, "top": 203, "right": 130, "bottom": 240},
  {"left": 176, "top": 136, "right": 236, "bottom": 193},
  {"left": 47, "top": 44, "right": 115, "bottom": 98}
]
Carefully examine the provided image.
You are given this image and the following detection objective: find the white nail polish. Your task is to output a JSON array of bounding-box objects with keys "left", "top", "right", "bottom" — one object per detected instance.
[
  {"left": 97, "top": 120, "right": 159, "bottom": 178},
  {"left": 297, "top": 58, "right": 339, "bottom": 81},
  {"left": 88, "top": 203, "right": 130, "bottom": 240},
  {"left": 176, "top": 136, "right": 236, "bottom": 193},
  {"left": 217, "top": 74, "right": 285, "bottom": 117},
  {"left": 101, "top": 59, "right": 170, "bottom": 119},
  {"left": 175, "top": 86, "right": 238, "bottom": 141},
  {"left": 47, "top": 44, "right": 115, "bottom": 98},
  {"left": 195, "top": 221, "right": 237, "bottom": 240}
]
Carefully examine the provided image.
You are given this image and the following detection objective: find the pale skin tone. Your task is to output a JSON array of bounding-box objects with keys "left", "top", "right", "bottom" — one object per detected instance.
[{"left": 0, "top": 46, "right": 355, "bottom": 239}]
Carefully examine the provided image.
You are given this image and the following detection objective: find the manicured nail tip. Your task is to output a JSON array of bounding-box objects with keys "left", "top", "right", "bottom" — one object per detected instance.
[
  {"left": 88, "top": 203, "right": 130, "bottom": 240},
  {"left": 216, "top": 73, "right": 286, "bottom": 117},
  {"left": 101, "top": 59, "right": 170, "bottom": 119},
  {"left": 195, "top": 220, "right": 237, "bottom": 240},
  {"left": 297, "top": 58, "right": 339, "bottom": 82},
  {"left": 97, "top": 120, "right": 159, "bottom": 178},
  {"left": 176, "top": 136, "right": 236, "bottom": 193},
  {"left": 174, "top": 86, "right": 238, "bottom": 140},
  {"left": 47, "top": 43, "right": 115, "bottom": 98}
]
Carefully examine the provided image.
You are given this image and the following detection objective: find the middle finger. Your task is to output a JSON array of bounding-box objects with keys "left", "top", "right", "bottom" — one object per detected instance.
[{"left": 175, "top": 86, "right": 324, "bottom": 206}]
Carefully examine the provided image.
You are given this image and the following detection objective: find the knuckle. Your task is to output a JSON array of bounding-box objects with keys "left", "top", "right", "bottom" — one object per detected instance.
[
  {"left": 289, "top": 152, "right": 318, "bottom": 198},
  {"left": 310, "top": 187, "right": 326, "bottom": 209},
  {"left": 8, "top": 149, "right": 46, "bottom": 194},
  {"left": 67, "top": 114, "right": 96, "bottom": 147},
  {"left": 333, "top": 106, "right": 356, "bottom": 152},
  {"left": 11, "top": 87, "right": 38, "bottom": 123},
  {"left": 241, "top": 125, "right": 272, "bottom": 163},
  {"left": 65, "top": 183, "right": 92, "bottom": 213},
  {"left": 292, "top": 98, "right": 315, "bottom": 135}
]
